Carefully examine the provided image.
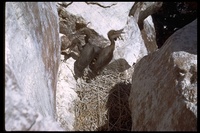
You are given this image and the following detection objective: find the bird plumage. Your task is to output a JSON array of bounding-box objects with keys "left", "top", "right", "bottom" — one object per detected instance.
[
  {"left": 89, "top": 29, "right": 124, "bottom": 74},
  {"left": 74, "top": 28, "right": 102, "bottom": 78}
]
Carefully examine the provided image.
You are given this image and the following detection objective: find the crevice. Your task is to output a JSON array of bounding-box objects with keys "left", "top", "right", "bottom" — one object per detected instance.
[
  {"left": 85, "top": 2, "right": 117, "bottom": 8},
  {"left": 26, "top": 119, "right": 36, "bottom": 131},
  {"left": 58, "top": 2, "right": 73, "bottom": 8}
]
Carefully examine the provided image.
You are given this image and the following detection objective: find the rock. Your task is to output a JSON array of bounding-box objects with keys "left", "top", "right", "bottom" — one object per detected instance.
[
  {"left": 65, "top": 2, "right": 134, "bottom": 38},
  {"left": 56, "top": 58, "right": 79, "bottom": 130},
  {"left": 5, "top": 2, "right": 61, "bottom": 130},
  {"left": 63, "top": 2, "right": 153, "bottom": 69},
  {"left": 141, "top": 16, "right": 158, "bottom": 53},
  {"left": 129, "top": 2, "right": 163, "bottom": 30},
  {"left": 128, "top": 2, "right": 162, "bottom": 54},
  {"left": 129, "top": 19, "right": 197, "bottom": 131},
  {"left": 58, "top": 6, "right": 88, "bottom": 36},
  {"left": 29, "top": 115, "right": 63, "bottom": 131},
  {"left": 5, "top": 65, "right": 63, "bottom": 131},
  {"left": 112, "top": 16, "right": 148, "bottom": 67},
  {"left": 55, "top": 2, "right": 169, "bottom": 131},
  {"left": 61, "top": 35, "right": 71, "bottom": 50}
]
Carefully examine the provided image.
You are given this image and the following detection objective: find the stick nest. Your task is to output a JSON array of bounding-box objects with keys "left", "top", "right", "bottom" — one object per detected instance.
[{"left": 74, "top": 67, "right": 133, "bottom": 131}]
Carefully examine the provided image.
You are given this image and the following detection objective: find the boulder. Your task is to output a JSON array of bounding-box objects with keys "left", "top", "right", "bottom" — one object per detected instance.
[
  {"left": 128, "top": 2, "right": 163, "bottom": 53},
  {"left": 5, "top": 65, "right": 63, "bottom": 131},
  {"left": 129, "top": 19, "right": 197, "bottom": 131},
  {"left": 56, "top": 57, "right": 78, "bottom": 131},
  {"left": 141, "top": 16, "right": 158, "bottom": 53},
  {"left": 5, "top": 2, "right": 62, "bottom": 130},
  {"left": 54, "top": 2, "right": 169, "bottom": 131},
  {"left": 129, "top": 2, "right": 163, "bottom": 30}
]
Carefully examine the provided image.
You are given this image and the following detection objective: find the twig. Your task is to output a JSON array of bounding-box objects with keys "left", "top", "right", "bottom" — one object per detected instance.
[
  {"left": 85, "top": 2, "right": 117, "bottom": 8},
  {"left": 65, "top": 63, "right": 76, "bottom": 78},
  {"left": 117, "top": 83, "right": 121, "bottom": 129},
  {"left": 27, "top": 120, "right": 36, "bottom": 130},
  {"left": 97, "top": 84, "right": 100, "bottom": 128},
  {"left": 58, "top": 2, "right": 73, "bottom": 8}
]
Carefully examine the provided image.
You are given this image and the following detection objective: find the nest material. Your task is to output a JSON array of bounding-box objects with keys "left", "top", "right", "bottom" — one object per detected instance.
[
  {"left": 56, "top": 5, "right": 133, "bottom": 131},
  {"left": 74, "top": 67, "right": 133, "bottom": 131}
]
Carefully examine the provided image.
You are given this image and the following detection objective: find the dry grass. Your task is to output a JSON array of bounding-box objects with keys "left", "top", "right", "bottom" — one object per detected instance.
[
  {"left": 74, "top": 67, "right": 133, "bottom": 131},
  {"left": 57, "top": 5, "right": 133, "bottom": 131}
]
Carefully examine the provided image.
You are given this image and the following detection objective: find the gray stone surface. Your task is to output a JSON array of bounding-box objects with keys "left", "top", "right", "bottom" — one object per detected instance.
[
  {"left": 129, "top": 19, "right": 197, "bottom": 131},
  {"left": 5, "top": 65, "right": 63, "bottom": 131},
  {"left": 62, "top": 2, "right": 155, "bottom": 67},
  {"left": 5, "top": 2, "right": 62, "bottom": 131}
]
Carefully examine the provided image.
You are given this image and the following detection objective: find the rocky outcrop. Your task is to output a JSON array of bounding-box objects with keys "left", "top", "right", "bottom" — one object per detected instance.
[
  {"left": 64, "top": 2, "right": 134, "bottom": 38},
  {"left": 113, "top": 16, "right": 147, "bottom": 66},
  {"left": 64, "top": 2, "right": 150, "bottom": 66},
  {"left": 55, "top": 3, "right": 160, "bottom": 130},
  {"left": 128, "top": 2, "right": 162, "bottom": 53},
  {"left": 129, "top": 19, "right": 197, "bottom": 131},
  {"left": 6, "top": 2, "right": 184, "bottom": 131},
  {"left": 141, "top": 16, "right": 157, "bottom": 53},
  {"left": 5, "top": 2, "right": 62, "bottom": 130},
  {"left": 56, "top": 57, "right": 78, "bottom": 131},
  {"left": 129, "top": 2, "right": 163, "bottom": 30},
  {"left": 55, "top": 2, "right": 139, "bottom": 130},
  {"left": 5, "top": 65, "right": 63, "bottom": 131}
]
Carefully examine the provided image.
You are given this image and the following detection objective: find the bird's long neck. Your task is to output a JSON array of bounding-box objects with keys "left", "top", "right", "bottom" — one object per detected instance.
[
  {"left": 108, "top": 35, "right": 115, "bottom": 45},
  {"left": 110, "top": 39, "right": 115, "bottom": 50},
  {"left": 110, "top": 39, "right": 115, "bottom": 45}
]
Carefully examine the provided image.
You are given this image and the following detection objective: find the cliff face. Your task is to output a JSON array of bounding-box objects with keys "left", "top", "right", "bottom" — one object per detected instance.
[
  {"left": 64, "top": 2, "right": 155, "bottom": 66},
  {"left": 5, "top": 2, "right": 62, "bottom": 130},
  {"left": 56, "top": 2, "right": 160, "bottom": 131},
  {"left": 129, "top": 19, "right": 197, "bottom": 131},
  {"left": 5, "top": 2, "right": 196, "bottom": 131}
]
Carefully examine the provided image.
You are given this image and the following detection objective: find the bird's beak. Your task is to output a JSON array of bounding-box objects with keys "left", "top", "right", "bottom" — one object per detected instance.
[
  {"left": 113, "top": 29, "right": 124, "bottom": 41},
  {"left": 115, "top": 29, "right": 124, "bottom": 34}
]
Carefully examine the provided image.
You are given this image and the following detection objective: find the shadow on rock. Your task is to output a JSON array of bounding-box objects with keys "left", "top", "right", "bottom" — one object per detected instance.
[
  {"left": 96, "top": 82, "right": 132, "bottom": 131},
  {"left": 61, "top": 51, "right": 79, "bottom": 61},
  {"left": 85, "top": 58, "right": 131, "bottom": 82},
  {"left": 106, "top": 58, "right": 131, "bottom": 72}
]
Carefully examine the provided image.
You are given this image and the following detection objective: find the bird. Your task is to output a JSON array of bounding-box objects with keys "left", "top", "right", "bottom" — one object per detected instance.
[
  {"left": 79, "top": 28, "right": 103, "bottom": 64},
  {"left": 71, "top": 38, "right": 83, "bottom": 53},
  {"left": 89, "top": 29, "right": 124, "bottom": 75},
  {"left": 61, "top": 35, "right": 82, "bottom": 53},
  {"left": 74, "top": 28, "right": 102, "bottom": 79},
  {"left": 61, "top": 38, "right": 83, "bottom": 61}
]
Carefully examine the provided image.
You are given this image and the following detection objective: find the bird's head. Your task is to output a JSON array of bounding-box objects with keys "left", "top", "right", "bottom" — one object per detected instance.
[
  {"left": 75, "top": 28, "right": 92, "bottom": 44},
  {"left": 76, "top": 27, "right": 91, "bottom": 36},
  {"left": 107, "top": 29, "right": 124, "bottom": 41}
]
